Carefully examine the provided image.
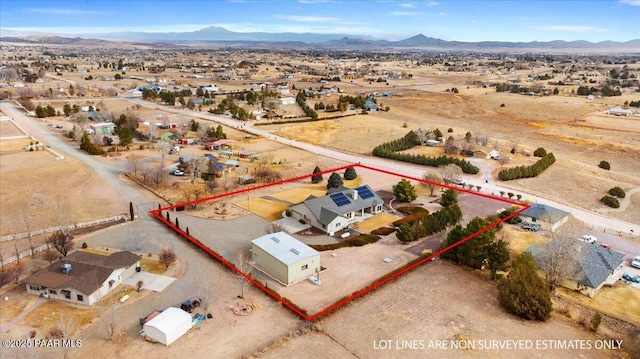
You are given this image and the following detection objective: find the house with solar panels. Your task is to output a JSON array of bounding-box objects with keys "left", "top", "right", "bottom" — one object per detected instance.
[
  {"left": 288, "top": 185, "right": 384, "bottom": 235},
  {"left": 251, "top": 232, "right": 321, "bottom": 286}
]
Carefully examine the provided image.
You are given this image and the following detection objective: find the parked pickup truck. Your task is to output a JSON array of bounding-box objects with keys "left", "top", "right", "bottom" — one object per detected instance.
[{"left": 578, "top": 235, "right": 597, "bottom": 244}]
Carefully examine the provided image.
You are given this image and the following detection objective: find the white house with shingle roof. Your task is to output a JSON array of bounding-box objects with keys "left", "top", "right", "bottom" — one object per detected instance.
[{"left": 288, "top": 185, "right": 384, "bottom": 235}]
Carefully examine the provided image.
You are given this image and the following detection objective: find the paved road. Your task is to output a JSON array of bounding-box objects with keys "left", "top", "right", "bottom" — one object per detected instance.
[{"left": 123, "top": 97, "right": 640, "bottom": 240}]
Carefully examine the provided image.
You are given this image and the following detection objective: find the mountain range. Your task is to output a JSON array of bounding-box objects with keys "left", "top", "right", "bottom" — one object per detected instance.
[{"left": 1, "top": 26, "right": 639, "bottom": 52}]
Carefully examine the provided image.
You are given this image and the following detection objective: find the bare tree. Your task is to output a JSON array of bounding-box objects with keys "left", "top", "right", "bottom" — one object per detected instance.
[
  {"left": 127, "top": 155, "right": 143, "bottom": 176},
  {"left": 20, "top": 198, "right": 41, "bottom": 258},
  {"left": 439, "top": 164, "right": 462, "bottom": 186},
  {"left": 97, "top": 289, "right": 119, "bottom": 342},
  {"left": 187, "top": 156, "right": 209, "bottom": 183},
  {"left": 194, "top": 267, "right": 219, "bottom": 315},
  {"left": 48, "top": 230, "right": 74, "bottom": 257},
  {"left": 56, "top": 312, "right": 77, "bottom": 357},
  {"left": 11, "top": 237, "right": 21, "bottom": 264},
  {"left": 235, "top": 250, "right": 253, "bottom": 299},
  {"left": 44, "top": 249, "right": 60, "bottom": 264},
  {"left": 498, "top": 155, "right": 510, "bottom": 168},
  {"left": 191, "top": 184, "right": 208, "bottom": 208},
  {"left": 6, "top": 262, "right": 26, "bottom": 283},
  {"left": 422, "top": 171, "right": 443, "bottom": 196},
  {"left": 155, "top": 140, "right": 171, "bottom": 169},
  {"left": 414, "top": 128, "right": 434, "bottom": 145},
  {"left": 0, "top": 244, "right": 4, "bottom": 269},
  {"left": 159, "top": 248, "right": 177, "bottom": 269},
  {"left": 149, "top": 164, "right": 166, "bottom": 188},
  {"left": 72, "top": 112, "right": 89, "bottom": 132}
]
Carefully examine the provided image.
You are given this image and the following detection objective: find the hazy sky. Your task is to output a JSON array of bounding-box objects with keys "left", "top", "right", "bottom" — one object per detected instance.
[{"left": 1, "top": 0, "right": 639, "bottom": 42}]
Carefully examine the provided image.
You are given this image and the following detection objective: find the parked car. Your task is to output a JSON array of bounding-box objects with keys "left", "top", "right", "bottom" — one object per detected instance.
[
  {"left": 599, "top": 243, "right": 612, "bottom": 250},
  {"left": 622, "top": 273, "right": 640, "bottom": 283},
  {"left": 180, "top": 297, "right": 202, "bottom": 313},
  {"left": 455, "top": 178, "right": 465, "bottom": 186},
  {"left": 631, "top": 255, "right": 640, "bottom": 269},
  {"left": 578, "top": 235, "right": 597, "bottom": 244},
  {"left": 171, "top": 169, "right": 184, "bottom": 176},
  {"left": 521, "top": 223, "right": 539, "bottom": 231}
]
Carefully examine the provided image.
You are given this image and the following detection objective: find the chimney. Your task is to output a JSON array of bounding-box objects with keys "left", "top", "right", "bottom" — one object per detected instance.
[{"left": 352, "top": 189, "right": 358, "bottom": 200}]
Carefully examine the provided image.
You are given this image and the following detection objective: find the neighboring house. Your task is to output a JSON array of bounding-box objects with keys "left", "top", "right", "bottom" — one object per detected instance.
[
  {"left": 608, "top": 107, "right": 632, "bottom": 116},
  {"left": 487, "top": 149, "right": 500, "bottom": 159},
  {"left": 278, "top": 97, "right": 295, "bottom": 105},
  {"left": 363, "top": 100, "right": 378, "bottom": 111},
  {"left": 90, "top": 122, "right": 116, "bottom": 135},
  {"left": 521, "top": 203, "right": 570, "bottom": 232},
  {"left": 526, "top": 240, "right": 624, "bottom": 297},
  {"left": 251, "top": 232, "right": 321, "bottom": 286},
  {"left": 23, "top": 251, "right": 141, "bottom": 306},
  {"left": 289, "top": 185, "right": 384, "bottom": 235},
  {"left": 142, "top": 307, "right": 192, "bottom": 346}
]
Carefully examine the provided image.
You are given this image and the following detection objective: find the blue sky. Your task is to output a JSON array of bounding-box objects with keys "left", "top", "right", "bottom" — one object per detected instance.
[{"left": 1, "top": 0, "right": 639, "bottom": 42}]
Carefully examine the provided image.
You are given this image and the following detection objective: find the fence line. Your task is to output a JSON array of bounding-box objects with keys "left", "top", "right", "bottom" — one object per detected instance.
[
  {"left": 0, "top": 214, "right": 127, "bottom": 243},
  {"left": 1, "top": 244, "right": 49, "bottom": 266}
]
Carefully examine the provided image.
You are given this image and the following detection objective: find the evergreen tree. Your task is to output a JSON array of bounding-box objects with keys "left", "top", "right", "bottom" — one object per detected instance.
[
  {"left": 396, "top": 224, "right": 414, "bottom": 242},
  {"left": 326, "top": 172, "right": 343, "bottom": 189},
  {"left": 487, "top": 240, "right": 510, "bottom": 280},
  {"left": 118, "top": 127, "right": 133, "bottom": 146},
  {"left": 344, "top": 167, "right": 357, "bottom": 180},
  {"left": 393, "top": 179, "right": 417, "bottom": 202},
  {"left": 439, "top": 189, "right": 458, "bottom": 208},
  {"left": 498, "top": 253, "right": 552, "bottom": 321},
  {"left": 311, "top": 166, "right": 323, "bottom": 184}
]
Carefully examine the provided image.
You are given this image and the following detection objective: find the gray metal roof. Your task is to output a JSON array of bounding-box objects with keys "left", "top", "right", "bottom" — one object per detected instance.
[
  {"left": 303, "top": 185, "right": 383, "bottom": 225},
  {"left": 252, "top": 232, "right": 319, "bottom": 266},
  {"left": 522, "top": 203, "right": 569, "bottom": 222},
  {"left": 532, "top": 239, "right": 624, "bottom": 289}
]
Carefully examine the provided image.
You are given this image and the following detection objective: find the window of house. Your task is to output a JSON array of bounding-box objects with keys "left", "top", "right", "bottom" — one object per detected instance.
[
  {"left": 336, "top": 223, "right": 341, "bottom": 228},
  {"left": 77, "top": 294, "right": 84, "bottom": 302},
  {"left": 322, "top": 224, "right": 326, "bottom": 229},
  {"left": 49, "top": 289, "right": 57, "bottom": 295},
  {"left": 109, "top": 280, "right": 115, "bottom": 288},
  {"left": 61, "top": 290, "right": 71, "bottom": 299},
  {"left": 301, "top": 264, "right": 308, "bottom": 271}
]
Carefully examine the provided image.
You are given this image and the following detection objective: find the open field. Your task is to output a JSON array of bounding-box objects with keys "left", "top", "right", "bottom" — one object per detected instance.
[{"left": 558, "top": 284, "right": 640, "bottom": 327}]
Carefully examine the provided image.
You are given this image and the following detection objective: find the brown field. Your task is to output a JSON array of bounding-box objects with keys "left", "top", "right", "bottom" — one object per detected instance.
[
  {"left": 557, "top": 284, "right": 640, "bottom": 327},
  {"left": 354, "top": 212, "right": 401, "bottom": 233},
  {"left": 235, "top": 197, "right": 289, "bottom": 221},
  {"left": 0, "top": 152, "right": 124, "bottom": 236}
]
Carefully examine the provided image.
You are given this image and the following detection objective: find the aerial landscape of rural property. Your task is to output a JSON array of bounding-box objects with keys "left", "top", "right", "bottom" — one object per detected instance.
[{"left": 1, "top": 0, "right": 639, "bottom": 358}]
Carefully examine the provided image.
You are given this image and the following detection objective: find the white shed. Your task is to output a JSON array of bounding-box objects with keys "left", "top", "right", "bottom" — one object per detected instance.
[{"left": 143, "top": 307, "right": 192, "bottom": 346}]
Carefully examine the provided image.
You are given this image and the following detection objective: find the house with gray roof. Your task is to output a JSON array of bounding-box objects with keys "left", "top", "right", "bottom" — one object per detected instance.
[
  {"left": 23, "top": 250, "right": 141, "bottom": 306},
  {"left": 521, "top": 203, "right": 570, "bottom": 232},
  {"left": 525, "top": 239, "right": 624, "bottom": 297},
  {"left": 288, "top": 185, "right": 384, "bottom": 235}
]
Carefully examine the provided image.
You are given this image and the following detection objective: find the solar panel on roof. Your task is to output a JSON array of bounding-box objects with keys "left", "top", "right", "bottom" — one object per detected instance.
[
  {"left": 356, "top": 186, "right": 375, "bottom": 199},
  {"left": 330, "top": 193, "right": 351, "bottom": 206}
]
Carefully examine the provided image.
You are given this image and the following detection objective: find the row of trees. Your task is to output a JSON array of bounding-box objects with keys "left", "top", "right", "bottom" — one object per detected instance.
[
  {"left": 296, "top": 90, "right": 319, "bottom": 120},
  {"left": 497, "top": 152, "right": 556, "bottom": 181},
  {"left": 576, "top": 85, "right": 622, "bottom": 97},
  {"left": 34, "top": 104, "right": 57, "bottom": 118},
  {"left": 372, "top": 131, "right": 479, "bottom": 174}
]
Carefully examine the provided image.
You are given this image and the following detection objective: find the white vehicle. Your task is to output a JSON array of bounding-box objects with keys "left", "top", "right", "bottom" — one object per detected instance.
[
  {"left": 455, "top": 178, "right": 465, "bottom": 185},
  {"left": 578, "top": 235, "right": 597, "bottom": 244},
  {"left": 631, "top": 256, "right": 640, "bottom": 269}
]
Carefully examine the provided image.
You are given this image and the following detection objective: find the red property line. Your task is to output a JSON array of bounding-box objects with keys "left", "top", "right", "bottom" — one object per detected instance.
[{"left": 150, "top": 163, "right": 529, "bottom": 321}]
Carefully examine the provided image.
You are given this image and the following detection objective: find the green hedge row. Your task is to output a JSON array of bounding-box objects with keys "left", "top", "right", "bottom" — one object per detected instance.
[
  {"left": 498, "top": 153, "right": 556, "bottom": 181},
  {"left": 310, "top": 234, "right": 379, "bottom": 251},
  {"left": 372, "top": 131, "right": 479, "bottom": 174}
]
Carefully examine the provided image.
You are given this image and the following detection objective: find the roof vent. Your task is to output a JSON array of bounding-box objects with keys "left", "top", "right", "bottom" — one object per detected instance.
[
  {"left": 271, "top": 236, "right": 280, "bottom": 243},
  {"left": 290, "top": 248, "right": 300, "bottom": 255},
  {"left": 61, "top": 263, "right": 72, "bottom": 274}
]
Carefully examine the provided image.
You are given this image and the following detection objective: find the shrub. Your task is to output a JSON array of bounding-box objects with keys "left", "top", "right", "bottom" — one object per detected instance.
[
  {"left": 608, "top": 186, "right": 625, "bottom": 198},
  {"left": 343, "top": 167, "right": 357, "bottom": 180},
  {"left": 533, "top": 147, "right": 547, "bottom": 157},
  {"left": 371, "top": 227, "right": 396, "bottom": 235},
  {"left": 598, "top": 161, "right": 610, "bottom": 170},
  {"left": 396, "top": 206, "right": 428, "bottom": 215},
  {"left": 590, "top": 313, "right": 602, "bottom": 332},
  {"left": 310, "top": 234, "right": 379, "bottom": 251},
  {"left": 600, "top": 195, "right": 620, "bottom": 208},
  {"left": 82, "top": 242, "right": 88, "bottom": 249}
]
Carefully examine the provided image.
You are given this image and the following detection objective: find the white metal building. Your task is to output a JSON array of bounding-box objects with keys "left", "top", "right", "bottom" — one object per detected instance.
[
  {"left": 142, "top": 307, "right": 192, "bottom": 346},
  {"left": 251, "top": 232, "right": 320, "bottom": 285}
]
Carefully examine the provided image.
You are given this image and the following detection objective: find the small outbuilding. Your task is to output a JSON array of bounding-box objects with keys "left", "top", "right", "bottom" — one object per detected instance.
[
  {"left": 142, "top": 307, "right": 193, "bottom": 346},
  {"left": 251, "top": 232, "right": 321, "bottom": 286}
]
